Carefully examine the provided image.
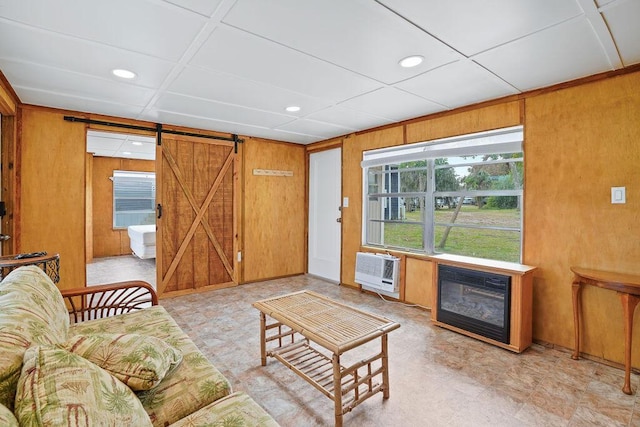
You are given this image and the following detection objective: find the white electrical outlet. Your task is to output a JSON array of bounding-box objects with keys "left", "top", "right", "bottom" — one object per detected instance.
[{"left": 611, "top": 187, "right": 626, "bottom": 204}]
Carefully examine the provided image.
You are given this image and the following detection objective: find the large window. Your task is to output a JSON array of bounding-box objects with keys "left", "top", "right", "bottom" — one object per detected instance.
[
  {"left": 112, "top": 171, "right": 156, "bottom": 229},
  {"left": 362, "top": 126, "right": 523, "bottom": 263}
]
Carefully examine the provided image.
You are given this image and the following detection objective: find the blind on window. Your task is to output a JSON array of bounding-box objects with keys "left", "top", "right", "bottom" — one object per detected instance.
[
  {"left": 112, "top": 171, "right": 156, "bottom": 228},
  {"left": 361, "top": 126, "right": 523, "bottom": 168}
]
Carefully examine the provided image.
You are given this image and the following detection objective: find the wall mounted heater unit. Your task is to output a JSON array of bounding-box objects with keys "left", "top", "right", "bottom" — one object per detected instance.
[{"left": 355, "top": 252, "right": 400, "bottom": 293}]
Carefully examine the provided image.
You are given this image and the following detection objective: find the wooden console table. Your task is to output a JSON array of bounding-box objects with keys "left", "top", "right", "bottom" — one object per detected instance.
[
  {"left": 253, "top": 290, "right": 400, "bottom": 426},
  {"left": 571, "top": 266, "right": 640, "bottom": 394}
]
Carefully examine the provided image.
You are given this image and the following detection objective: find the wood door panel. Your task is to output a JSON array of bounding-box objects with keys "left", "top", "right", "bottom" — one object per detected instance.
[
  {"left": 192, "top": 143, "right": 210, "bottom": 288},
  {"left": 157, "top": 135, "right": 236, "bottom": 296},
  {"left": 175, "top": 140, "right": 195, "bottom": 292},
  {"left": 160, "top": 140, "right": 178, "bottom": 292}
]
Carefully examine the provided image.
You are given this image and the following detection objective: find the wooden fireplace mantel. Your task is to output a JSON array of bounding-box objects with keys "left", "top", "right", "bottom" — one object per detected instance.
[{"left": 429, "top": 254, "right": 537, "bottom": 353}]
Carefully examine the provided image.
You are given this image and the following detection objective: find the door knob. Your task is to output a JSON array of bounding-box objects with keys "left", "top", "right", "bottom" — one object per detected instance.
[{"left": 0, "top": 234, "right": 10, "bottom": 241}]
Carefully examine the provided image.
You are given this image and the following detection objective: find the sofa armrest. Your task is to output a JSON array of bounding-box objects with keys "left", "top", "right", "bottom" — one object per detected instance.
[{"left": 61, "top": 281, "right": 158, "bottom": 324}]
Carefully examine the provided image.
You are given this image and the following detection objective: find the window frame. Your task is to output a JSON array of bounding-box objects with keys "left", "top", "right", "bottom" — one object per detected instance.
[
  {"left": 111, "top": 170, "right": 156, "bottom": 230},
  {"left": 361, "top": 126, "right": 524, "bottom": 262}
]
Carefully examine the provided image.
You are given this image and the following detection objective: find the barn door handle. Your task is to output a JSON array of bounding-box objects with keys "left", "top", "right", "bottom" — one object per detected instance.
[{"left": 157, "top": 204, "right": 162, "bottom": 219}]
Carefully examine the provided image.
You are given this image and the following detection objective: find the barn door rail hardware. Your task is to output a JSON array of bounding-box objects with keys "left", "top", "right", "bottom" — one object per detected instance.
[{"left": 63, "top": 116, "right": 244, "bottom": 152}]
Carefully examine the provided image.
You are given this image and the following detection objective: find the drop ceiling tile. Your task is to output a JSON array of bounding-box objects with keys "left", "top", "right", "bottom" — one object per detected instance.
[
  {"left": 0, "top": 0, "right": 206, "bottom": 61},
  {"left": 169, "top": 66, "right": 331, "bottom": 115},
  {"left": 127, "top": 134, "right": 157, "bottom": 144},
  {"left": 378, "top": 0, "right": 584, "bottom": 56},
  {"left": 276, "top": 119, "right": 353, "bottom": 139},
  {"left": 154, "top": 93, "right": 295, "bottom": 128},
  {"left": 190, "top": 25, "right": 383, "bottom": 103},
  {"left": 474, "top": 18, "right": 614, "bottom": 91},
  {"left": 162, "top": 0, "right": 223, "bottom": 17},
  {"left": 305, "top": 106, "right": 394, "bottom": 130},
  {"left": 396, "top": 60, "right": 519, "bottom": 109},
  {"left": 89, "top": 151, "right": 116, "bottom": 158},
  {"left": 16, "top": 86, "right": 146, "bottom": 119},
  {"left": 87, "top": 132, "right": 156, "bottom": 159},
  {"left": 119, "top": 141, "right": 156, "bottom": 156},
  {"left": 600, "top": 0, "right": 640, "bottom": 66},
  {"left": 0, "top": 21, "right": 175, "bottom": 88},
  {"left": 258, "top": 130, "right": 320, "bottom": 144},
  {"left": 86, "top": 134, "right": 116, "bottom": 154},
  {"left": 143, "top": 110, "right": 321, "bottom": 144},
  {"left": 2, "top": 60, "right": 155, "bottom": 107},
  {"left": 114, "top": 146, "right": 155, "bottom": 159},
  {"left": 222, "top": 0, "right": 461, "bottom": 84},
  {"left": 338, "top": 87, "right": 446, "bottom": 122}
]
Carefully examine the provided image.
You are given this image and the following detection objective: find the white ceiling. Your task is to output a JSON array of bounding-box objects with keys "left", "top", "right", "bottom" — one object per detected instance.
[
  {"left": 86, "top": 130, "right": 156, "bottom": 160},
  {"left": 1, "top": 0, "right": 639, "bottom": 149}
]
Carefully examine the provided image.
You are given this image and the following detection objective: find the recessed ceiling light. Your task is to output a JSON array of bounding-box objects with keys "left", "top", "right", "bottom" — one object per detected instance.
[
  {"left": 112, "top": 68, "right": 137, "bottom": 79},
  {"left": 131, "top": 142, "right": 143, "bottom": 146},
  {"left": 399, "top": 55, "right": 424, "bottom": 68},
  {"left": 285, "top": 106, "right": 301, "bottom": 112},
  {"left": 122, "top": 151, "right": 132, "bottom": 155}
]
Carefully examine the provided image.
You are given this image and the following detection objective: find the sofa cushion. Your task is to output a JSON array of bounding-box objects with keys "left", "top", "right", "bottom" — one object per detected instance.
[
  {"left": 0, "top": 403, "right": 18, "bottom": 427},
  {"left": 64, "top": 333, "right": 183, "bottom": 391},
  {"left": 170, "top": 391, "right": 280, "bottom": 427},
  {"left": 69, "top": 305, "right": 232, "bottom": 426},
  {"left": 14, "top": 345, "right": 152, "bottom": 427},
  {"left": 0, "top": 266, "right": 69, "bottom": 410}
]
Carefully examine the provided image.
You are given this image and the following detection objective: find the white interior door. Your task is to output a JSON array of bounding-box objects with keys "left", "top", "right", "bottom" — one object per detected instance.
[{"left": 308, "top": 148, "right": 341, "bottom": 282}]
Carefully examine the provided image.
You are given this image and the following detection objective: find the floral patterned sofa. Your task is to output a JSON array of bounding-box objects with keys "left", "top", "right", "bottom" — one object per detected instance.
[{"left": 0, "top": 265, "right": 279, "bottom": 426}]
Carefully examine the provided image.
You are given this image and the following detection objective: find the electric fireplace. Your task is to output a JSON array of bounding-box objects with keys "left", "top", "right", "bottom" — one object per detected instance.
[{"left": 437, "top": 264, "right": 511, "bottom": 344}]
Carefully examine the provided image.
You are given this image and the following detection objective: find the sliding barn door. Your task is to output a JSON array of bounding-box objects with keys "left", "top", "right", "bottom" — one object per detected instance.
[{"left": 156, "top": 135, "right": 237, "bottom": 298}]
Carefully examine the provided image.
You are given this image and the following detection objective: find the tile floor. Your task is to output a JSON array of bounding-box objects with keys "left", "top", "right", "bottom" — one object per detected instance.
[
  {"left": 87, "top": 256, "right": 640, "bottom": 426},
  {"left": 86, "top": 254, "right": 156, "bottom": 287}
]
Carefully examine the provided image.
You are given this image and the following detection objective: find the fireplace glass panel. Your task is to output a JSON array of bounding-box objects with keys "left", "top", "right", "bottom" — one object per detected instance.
[{"left": 437, "top": 265, "right": 511, "bottom": 344}]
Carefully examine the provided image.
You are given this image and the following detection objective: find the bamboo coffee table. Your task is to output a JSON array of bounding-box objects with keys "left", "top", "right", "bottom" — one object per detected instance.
[{"left": 253, "top": 290, "right": 400, "bottom": 426}]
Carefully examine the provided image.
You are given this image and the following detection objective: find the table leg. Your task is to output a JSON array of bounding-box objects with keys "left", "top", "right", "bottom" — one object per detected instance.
[
  {"left": 332, "top": 353, "right": 343, "bottom": 427},
  {"left": 571, "top": 280, "right": 582, "bottom": 360},
  {"left": 381, "top": 334, "right": 390, "bottom": 399},
  {"left": 620, "top": 293, "right": 640, "bottom": 395},
  {"left": 259, "top": 312, "right": 267, "bottom": 366}
]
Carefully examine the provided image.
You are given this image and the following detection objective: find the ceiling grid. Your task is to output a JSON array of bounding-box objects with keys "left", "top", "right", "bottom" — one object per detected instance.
[{"left": 0, "top": 0, "right": 637, "bottom": 149}]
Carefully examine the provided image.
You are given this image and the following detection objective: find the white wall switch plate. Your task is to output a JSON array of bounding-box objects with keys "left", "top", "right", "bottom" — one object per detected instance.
[
  {"left": 343, "top": 197, "right": 349, "bottom": 208},
  {"left": 611, "top": 186, "right": 626, "bottom": 204}
]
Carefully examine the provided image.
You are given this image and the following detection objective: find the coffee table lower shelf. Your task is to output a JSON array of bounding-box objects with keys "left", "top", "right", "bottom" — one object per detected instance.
[{"left": 268, "top": 339, "right": 385, "bottom": 414}]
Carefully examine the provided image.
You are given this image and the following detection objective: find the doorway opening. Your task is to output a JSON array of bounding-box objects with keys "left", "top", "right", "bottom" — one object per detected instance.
[{"left": 86, "top": 130, "right": 156, "bottom": 287}]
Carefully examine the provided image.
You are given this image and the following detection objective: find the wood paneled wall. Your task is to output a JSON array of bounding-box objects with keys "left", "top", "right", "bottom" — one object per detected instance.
[
  {"left": 524, "top": 71, "right": 640, "bottom": 364},
  {"left": 405, "top": 100, "right": 523, "bottom": 143},
  {"left": 340, "top": 70, "right": 640, "bottom": 368},
  {"left": 91, "top": 156, "right": 155, "bottom": 258},
  {"left": 12, "top": 102, "right": 304, "bottom": 290},
  {"left": 19, "top": 107, "right": 86, "bottom": 290},
  {"left": 341, "top": 129, "right": 404, "bottom": 289},
  {"left": 242, "top": 137, "right": 306, "bottom": 282}
]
